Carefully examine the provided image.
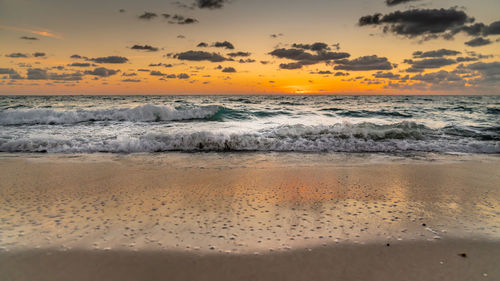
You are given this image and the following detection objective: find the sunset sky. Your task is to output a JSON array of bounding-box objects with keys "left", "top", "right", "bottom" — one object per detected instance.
[{"left": 1, "top": 0, "right": 499, "bottom": 95}]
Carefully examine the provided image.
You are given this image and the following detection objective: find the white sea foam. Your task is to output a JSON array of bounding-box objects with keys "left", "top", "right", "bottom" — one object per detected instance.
[
  {"left": 0, "top": 104, "right": 219, "bottom": 125},
  {"left": 0, "top": 122, "right": 498, "bottom": 153}
]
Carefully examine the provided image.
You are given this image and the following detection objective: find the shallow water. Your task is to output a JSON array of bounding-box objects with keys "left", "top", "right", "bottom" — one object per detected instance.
[{"left": 0, "top": 95, "right": 499, "bottom": 153}]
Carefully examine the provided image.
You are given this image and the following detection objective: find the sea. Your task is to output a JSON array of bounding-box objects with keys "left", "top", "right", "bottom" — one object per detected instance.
[{"left": 0, "top": 95, "right": 499, "bottom": 154}]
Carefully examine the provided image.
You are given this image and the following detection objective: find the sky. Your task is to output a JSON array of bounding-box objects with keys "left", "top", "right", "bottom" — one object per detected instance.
[{"left": 1, "top": 0, "right": 499, "bottom": 95}]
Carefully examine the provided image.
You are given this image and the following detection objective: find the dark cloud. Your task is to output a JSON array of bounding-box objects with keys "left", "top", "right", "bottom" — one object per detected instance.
[
  {"left": 32, "top": 52, "right": 46, "bottom": 57},
  {"left": 139, "top": 12, "right": 158, "bottom": 20},
  {"left": 5, "top": 53, "right": 28, "bottom": 58},
  {"left": 410, "top": 70, "right": 463, "bottom": 84},
  {"left": 334, "top": 55, "right": 393, "bottom": 71},
  {"left": 197, "top": 42, "right": 208, "bottom": 47},
  {"left": 20, "top": 36, "right": 38, "bottom": 40},
  {"left": 227, "top": 52, "right": 251, "bottom": 57},
  {"left": 131, "top": 44, "right": 159, "bottom": 52},
  {"left": 486, "top": 21, "right": 500, "bottom": 35},
  {"left": 458, "top": 20, "right": 500, "bottom": 37},
  {"left": 279, "top": 63, "right": 303, "bottom": 70},
  {"left": 27, "top": 68, "right": 82, "bottom": 81},
  {"left": 162, "top": 13, "right": 170, "bottom": 18},
  {"left": 221, "top": 67, "right": 236, "bottom": 73},
  {"left": 122, "top": 79, "right": 141, "bottom": 82},
  {"left": 70, "top": 54, "right": 84, "bottom": 59},
  {"left": 413, "top": 49, "right": 461, "bottom": 58},
  {"left": 212, "top": 41, "right": 235, "bottom": 49},
  {"left": 464, "top": 37, "right": 492, "bottom": 47},
  {"left": 169, "top": 15, "right": 198, "bottom": 24},
  {"left": 385, "top": 0, "right": 419, "bottom": 6},
  {"left": 196, "top": 0, "right": 228, "bottom": 9},
  {"left": 269, "top": 46, "right": 350, "bottom": 69},
  {"left": 84, "top": 67, "right": 119, "bottom": 77},
  {"left": 137, "top": 69, "right": 150, "bottom": 72},
  {"left": 291, "top": 42, "right": 330, "bottom": 52},
  {"left": 174, "top": 50, "right": 227, "bottom": 62},
  {"left": 310, "top": 70, "right": 332, "bottom": 75},
  {"left": 177, "top": 73, "right": 190, "bottom": 79},
  {"left": 177, "top": 35, "right": 186, "bottom": 39},
  {"left": 334, "top": 72, "right": 349, "bottom": 76},
  {"left": 150, "top": 70, "right": 166, "bottom": 76},
  {"left": 373, "top": 71, "right": 403, "bottom": 80},
  {"left": 89, "top": 56, "right": 129, "bottom": 64},
  {"left": 122, "top": 72, "right": 137, "bottom": 77},
  {"left": 359, "top": 8, "right": 475, "bottom": 40},
  {"left": 404, "top": 58, "right": 456, "bottom": 72},
  {"left": 270, "top": 33, "right": 284, "bottom": 38},
  {"left": 0, "top": 68, "right": 23, "bottom": 79},
  {"left": 238, "top": 59, "right": 255, "bottom": 63},
  {"left": 0, "top": 68, "right": 17, "bottom": 75},
  {"left": 119, "top": 9, "right": 126, "bottom": 13},
  {"left": 68, "top": 63, "right": 91, "bottom": 67}
]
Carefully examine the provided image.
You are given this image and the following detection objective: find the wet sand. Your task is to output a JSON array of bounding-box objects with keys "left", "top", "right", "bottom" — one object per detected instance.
[{"left": 0, "top": 153, "right": 499, "bottom": 280}]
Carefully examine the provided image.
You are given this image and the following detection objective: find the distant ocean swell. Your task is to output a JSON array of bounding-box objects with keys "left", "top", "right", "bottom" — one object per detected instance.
[{"left": 0, "top": 122, "right": 498, "bottom": 153}]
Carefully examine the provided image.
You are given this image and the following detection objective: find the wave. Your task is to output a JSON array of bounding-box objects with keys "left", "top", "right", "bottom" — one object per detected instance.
[
  {"left": 1, "top": 122, "right": 498, "bottom": 153},
  {"left": 0, "top": 104, "right": 220, "bottom": 125}
]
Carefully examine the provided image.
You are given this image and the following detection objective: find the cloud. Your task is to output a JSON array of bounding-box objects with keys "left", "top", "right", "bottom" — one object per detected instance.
[
  {"left": 410, "top": 70, "right": 462, "bottom": 83},
  {"left": 238, "top": 59, "right": 255, "bottom": 63},
  {"left": 20, "top": 36, "right": 38, "bottom": 40},
  {"left": 0, "top": 68, "right": 23, "bottom": 79},
  {"left": 150, "top": 70, "right": 166, "bottom": 76},
  {"left": 334, "top": 55, "right": 393, "bottom": 71},
  {"left": 174, "top": 50, "right": 227, "bottom": 62},
  {"left": 33, "top": 52, "right": 46, "bottom": 57},
  {"left": 291, "top": 42, "right": 330, "bottom": 52},
  {"left": 0, "top": 25, "right": 62, "bottom": 39},
  {"left": 212, "top": 41, "right": 234, "bottom": 49},
  {"left": 279, "top": 63, "right": 304, "bottom": 70},
  {"left": 177, "top": 73, "right": 190, "bottom": 79},
  {"left": 84, "top": 67, "right": 119, "bottom": 77},
  {"left": 412, "top": 49, "right": 461, "bottom": 58},
  {"left": 139, "top": 12, "right": 157, "bottom": 20},
  {"left": 122, "top": 72, "right": 137, "bottom": 76},
  {"left": 89, "top": 56, "right": 128, "bottom": 64},
  {"left": 131, "top": 44, "right": 159, "bottom": 52},
  {"left": 358, "top": 8, "right": 475, "bottom": 40},
  {"left": 310, "top": 70, "right": 333, "bottom": 75},
  {"left": 404, "top": 58, "right": 456, "bottom": 72},
  {"left": 221, "top": 67, "right": 236, "bottom": 73},
  {"left": 269, "top": 45, "right": 350, "bottom": 69},
  {"left": 270, "top": 33, "right": 284, "bottom": 38},
  {"left": 5, "top": 53, "right": 28, "bottom": 58},
  {"left": 385, "top": 0, "right": 419, "bottom": 6},
  {"left": 334, "top": 72, "right": 349, "bottom": 76},
  {"left": 119, "top": 9, "right": 126, "bottom": 13},
  {"left": 197, "top": 42, "right": 208, "bottom": 47},
  {"left": 70, "top": 54, "right": 85, "bottom": 59},
  {"left": 196, "top": 0, "right": 228, "bottom": 9},
  {"left": 27, "top": 68, "right": 82, "bottom": 81},
  {"left": 464, "top": 37, "right": 492, "bottom": 47},
  {"left": 373, "top": 71, "right": 403, "bottom": 80},
  {"left": 227, "top": 51, "right": 251, "bottom": 57},
  {"left": 169, "top": 15, "right": 198, "bottom": 24},
  {"left": 122, "top": 79, "right": 141, "bottom": 82},
  {"left": 68, "top": 63, "right": 91, "bottom": 67}
]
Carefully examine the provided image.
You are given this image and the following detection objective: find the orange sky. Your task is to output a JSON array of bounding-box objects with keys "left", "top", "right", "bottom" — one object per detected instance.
[{"left": 1, "top": 0, "right": 499, "bottom": 95}]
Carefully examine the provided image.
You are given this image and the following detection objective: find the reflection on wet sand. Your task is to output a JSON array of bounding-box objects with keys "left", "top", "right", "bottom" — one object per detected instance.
[{"left": 0, "top": 153, "right": 499, "bottom": 254}]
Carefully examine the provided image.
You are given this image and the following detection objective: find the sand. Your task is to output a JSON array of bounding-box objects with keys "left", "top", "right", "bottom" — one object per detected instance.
[{"left": 0, "top": 152, "right": 499, "bottom": 280}]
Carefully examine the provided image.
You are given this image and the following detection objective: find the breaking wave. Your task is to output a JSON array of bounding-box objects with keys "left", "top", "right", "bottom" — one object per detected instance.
[
  {"left": 0, "top": 104, "right": 221, "bottom": 125},
  {"left": 1, "top": 122, "right": 498, "bottom": 153}
]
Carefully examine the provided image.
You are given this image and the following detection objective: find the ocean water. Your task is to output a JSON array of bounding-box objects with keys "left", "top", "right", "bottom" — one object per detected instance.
[{"left": 0, "top": 95, "right": 498, "bottom": 153}]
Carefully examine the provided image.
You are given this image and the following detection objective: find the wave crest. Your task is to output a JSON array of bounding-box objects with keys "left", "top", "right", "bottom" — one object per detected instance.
[{"left": 0, "top": 104, "right": 220, "bottom": 125}]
